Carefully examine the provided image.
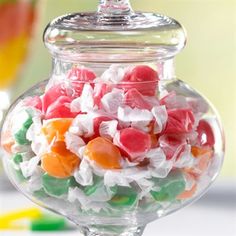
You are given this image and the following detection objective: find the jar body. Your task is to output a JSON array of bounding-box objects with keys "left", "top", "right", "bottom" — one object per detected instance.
[{"left": 1, "top": 60, "right": 224, "bottom": 232}]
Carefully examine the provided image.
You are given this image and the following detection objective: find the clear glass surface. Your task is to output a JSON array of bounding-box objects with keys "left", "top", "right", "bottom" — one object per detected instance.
[{"left": 0, "top": 1, "right": 225, "bottom": 235}]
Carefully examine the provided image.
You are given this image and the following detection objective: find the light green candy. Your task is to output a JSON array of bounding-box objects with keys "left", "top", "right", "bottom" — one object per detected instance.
[
  {"left": 42, "top": 174, "right": 71, "bottom": 197},
  {"left": 150, "top": 170, "right": 186, "bottom": 202},
  {"left": 12, "top": 153, "right": 23, "bottom": 165},
  {"left": 83, "top": 175, "right": 104, "bottom": 196},
  {"left": 108, "top": 186, "right": 138, "bottom": 207},
  {"left": 14, "top": 112, "right": 33, "bottom": 145}
]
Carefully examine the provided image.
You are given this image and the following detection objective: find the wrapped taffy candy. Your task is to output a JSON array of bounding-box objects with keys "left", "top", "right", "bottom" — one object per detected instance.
[
  {"left": 1, "top": 1, "right": 224, "bottom": 236},
  {"left": 1, "top": 64, "right": 223, "bottom": 213}
]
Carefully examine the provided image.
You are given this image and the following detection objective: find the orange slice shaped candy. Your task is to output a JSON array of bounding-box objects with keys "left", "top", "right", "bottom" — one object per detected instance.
[
  {"left": 41, "top": 141, "right": 80, "bottom": 178},
  {"left": 85, "top": 137, "right": 121, "bottom": 169},
  {"left": 1, "top": 130, "right": 15, "bottom": 154},
  {"left": 191, "top": 146, "right": 213, "bottom": 158},
  {"left": 41, "top": 118, "right": 72, "bottom": 144},
  {"left": 177, "top": 184, "right": 197, "bottom": 200}
]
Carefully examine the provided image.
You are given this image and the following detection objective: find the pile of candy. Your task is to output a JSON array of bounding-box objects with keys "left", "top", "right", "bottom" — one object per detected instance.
[{"left": 1, "top": 65, "right": 216, "bottom": 215}]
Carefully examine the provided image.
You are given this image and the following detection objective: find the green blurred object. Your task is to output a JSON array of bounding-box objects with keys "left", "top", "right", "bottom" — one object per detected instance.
[{"left": 30, "top": 214, "right": 66, "bottom": 231}]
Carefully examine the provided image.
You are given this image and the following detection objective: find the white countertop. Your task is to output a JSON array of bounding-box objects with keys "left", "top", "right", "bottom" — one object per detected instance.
[{"left": 0, "top": 178, "right": 236, "bottom": 236}]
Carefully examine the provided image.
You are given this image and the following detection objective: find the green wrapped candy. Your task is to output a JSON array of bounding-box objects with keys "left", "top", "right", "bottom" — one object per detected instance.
[
  {"left": 150, "top": 170, "right": 186, "bottom": 202},
  {"left": 108, "top": 186, "right": 138, "bottom": 207},
  {"left": 12, "top": 153, "right": 23, "bottom": 165},
  {"left": 14, "top": 111, "right": 33, "bottom": 145},
  {"left": 42, "top": 174, "right": 70, "bottom": 197},
  {"left": 83, "top": 175, "right": 104, "bottom": 196},
  {"left": 69, "top": 177, "right": 82, "bottom": 188}
]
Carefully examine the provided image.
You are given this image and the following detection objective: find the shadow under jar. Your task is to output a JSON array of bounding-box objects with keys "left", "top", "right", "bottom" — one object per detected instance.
[{"left": 1, "top": 1, "right": 225, "bottom": 236}]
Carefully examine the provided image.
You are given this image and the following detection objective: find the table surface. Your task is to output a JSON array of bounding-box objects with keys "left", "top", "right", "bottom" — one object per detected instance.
[{"left": 0, "top": 178, "right": 236, "bottom": 236}]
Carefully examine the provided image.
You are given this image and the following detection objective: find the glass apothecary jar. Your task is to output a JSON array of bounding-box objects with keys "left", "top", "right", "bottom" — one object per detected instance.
[{"left": 1, "top": 1, "right": 224, "bottom": 236}]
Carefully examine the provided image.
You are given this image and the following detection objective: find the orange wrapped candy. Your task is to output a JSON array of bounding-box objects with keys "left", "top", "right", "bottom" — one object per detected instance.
[
  {"left": 85, "top": 137, "right": 122, "bottom": 169},
  {"left": 41, "top": 141, "right": 80, "bottom": 178},
  {"left": 41, "top": 118, "right": 72, "bottom": 144}
]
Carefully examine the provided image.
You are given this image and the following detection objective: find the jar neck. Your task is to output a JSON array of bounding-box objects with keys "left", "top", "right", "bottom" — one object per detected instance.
[
  {"left": 156, "top": 59, "right": 176, "bottom": 81},
  {"left": 97, "top": 0, "right": 133, "bottom": 15},
  {"left": 51, "top": 58, "right": 176, "bottom": 81}
]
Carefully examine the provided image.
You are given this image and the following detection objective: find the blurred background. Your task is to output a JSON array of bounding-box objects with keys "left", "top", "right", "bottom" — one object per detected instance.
[{"left": 0, "top": 0, "right": 235, "bottom": 235}]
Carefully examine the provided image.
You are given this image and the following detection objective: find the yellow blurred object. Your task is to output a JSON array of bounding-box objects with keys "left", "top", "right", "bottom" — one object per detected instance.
[
  {"left": 0, "top": 33, "right": 29, "bottom": 89},
  {"left": 0, "top": 208, "right": 42, "bottom": 229}
]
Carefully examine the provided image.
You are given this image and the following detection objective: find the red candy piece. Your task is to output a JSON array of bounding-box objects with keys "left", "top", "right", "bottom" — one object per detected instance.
[
  {"left": 164, "top": 109, "right": 195, "bottom": 134},
  {"left": 68, "top": 67, "right": 96, "bottom": 82},
  {"left": 122, "top": 65, "right": 159, "bottom": 96},
  {"left": 68, "top": 67, "right": 96, "bottom": 97},
  {"left": 42, "top": 84, "right": 67, "bottom": 113},
  {"left": 117, "top": 128, "right": 151, "bottom": 161},
  {"left": 24, "top": 96, "right": 42, "bottom": 111},
  {"left": 197, "top": 120, "right": 215, "bottom": 147},
  {"left": 45, "top": 96, "right": 77, "bottom": 120},
  {"left": 159, "top": 134, "right": 187, "bottom": 160},
  {"left": 124, "top": 88, "right": 152, "bottom": 110}
]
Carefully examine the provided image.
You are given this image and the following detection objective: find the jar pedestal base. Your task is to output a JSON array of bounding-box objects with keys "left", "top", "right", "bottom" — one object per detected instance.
[{"left": 79, "top": 225, "right": 146, "bottom": 236}]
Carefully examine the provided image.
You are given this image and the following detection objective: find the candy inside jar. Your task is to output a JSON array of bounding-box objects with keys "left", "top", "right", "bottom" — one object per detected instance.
[{"left": 1, "top": 1, "right": 224, "bottom": 236}]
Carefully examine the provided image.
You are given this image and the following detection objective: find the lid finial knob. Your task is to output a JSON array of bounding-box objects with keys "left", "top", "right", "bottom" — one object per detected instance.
[{"left": 97, "top": 0, "right": 133, "bottom": 15}]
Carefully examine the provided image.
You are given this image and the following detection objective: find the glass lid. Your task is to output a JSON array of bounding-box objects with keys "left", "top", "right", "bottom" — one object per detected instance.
[{"left": 44, "top": 0, "right": 187, "bottom": 63}]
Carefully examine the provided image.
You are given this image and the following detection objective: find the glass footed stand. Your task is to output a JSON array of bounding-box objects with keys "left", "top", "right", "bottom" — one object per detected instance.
[{"left": 1, "top": 1, "right": 225, "bottom": 236}]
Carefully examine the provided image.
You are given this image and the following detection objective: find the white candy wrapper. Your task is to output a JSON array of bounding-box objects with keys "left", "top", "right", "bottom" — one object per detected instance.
[
  {"left": 26, "top": 116, "right": 49, "bottom": 156},
  {"left": 137, "top": 178, "right": 155, "bottom": 200},
  {"left": 101, "top": 88, "right": 124, "bottom": 114},
  {"left": 20, "top": 156, "right": 40, "bottom": 178},
  {"left": 68, "top": 187, "right": 103, "bottom": 212},
  {"left": 74, "top": 159, "right": 93, "bottom": 186},
  {"left": 99, "top": 120, "right": 118, "bottom": 139},
  {"left": 187, "top": 97, "right": 209, "bottom": 114},
  {"left": 183, "top": 172, "right": 196, "bottom": 191},
  {"left": 70, "top": 84, "right": 95, "bottom": 113},
  {"left": 65, "top": 132, "right": 85, "bottom": 157},
  {"left": 27, "top": 167, "right": 43, "bottom": 192},
  {"left": 70, "top": 114, "right": 94, "bottom": 138},
  {"left": 131, "top": 120, "right": 151, "bottom": 133},
  {"left": 11, "top": 110, "right": 31, "bottom": 134},
  {"left": 147, "top": 148, "right": 173, "bottom": 178},
  {"left": 174, "top": 145, "right": 196, "bottom": 169},
  {"left": 151, "top": 106, "right": 168, "bottom": 134},
  {"left": 120, "top": 158, "right": 139, "bottom": 168},
  {"left": 104, "top": 168, "right": 151, "bottom": 188},
  {"left": 96, "top": 65, "right": 126, "bottom": 84},
  {"left": 117, "top": 106, "right": 153, "bottom": 123},
  {"left": 88, "top": 160, "right": 107, "bottom": 177},
  {"left": 68, "top": 185, "right": 113, "bottom": 212},
  {"left": 104, "top": 170, "right": 131, "bottom": 187},
  {"left": 26, "top": 116, "right": 42, "bottom": 141},
  {"left": 22, "top": 151, "right": 35, "bottom": 162},
  {"left": 11, "top": 144, "right": 31, "bottom": 154},
  {"left": 161, "top": 91, "right": 189, "bottom": 110}
]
